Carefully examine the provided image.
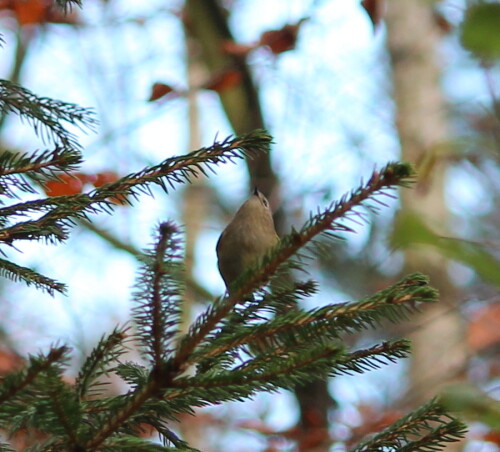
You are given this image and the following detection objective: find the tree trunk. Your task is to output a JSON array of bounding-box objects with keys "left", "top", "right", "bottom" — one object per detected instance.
[
  {"left": 385, "top": 2, "right": 467, "bottom": 449},
  {"left": 184, "top": 2, "right": 333, "bottom": 449}
]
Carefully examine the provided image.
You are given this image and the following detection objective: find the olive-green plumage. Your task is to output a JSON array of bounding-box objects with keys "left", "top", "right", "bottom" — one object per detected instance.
[{"left": 216, "top": 189, "right": 279, "bottom": 293}]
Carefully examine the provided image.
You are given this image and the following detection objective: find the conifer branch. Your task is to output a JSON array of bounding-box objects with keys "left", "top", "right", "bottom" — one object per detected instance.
[
  {"left": 333, "top": 341, "right": 411, "bottom": 375},
  {"left": 174, "top": 162, "right": 415, "bottom": 373},
  {"left": 55, "top": 0, "right": 83, "bottom": 11},
  {"left": 232, "top": 340, "right": 409, "bottom": 380},
  {"left": 0, "top": 7, "right": 465, "bottom": 446},
  {"left": 99, "top": 435, "right": 184, "bottom": 451},
  {"left": 113, "top": 362, "right": 149, "bottom": 387},
  {"left": 0, "top": 130, "right": 272, "bottom": 246},
  {"left": 396, "top": 421, "right": 468, "bottom": 452},
  {"left": 84, "top": 379, "right": 162, "bottom": 450},
  {"left": 132, "top": 222, "right": 184, "bottom": 367},
  {"left": 44, "top": 373, "right": 81, "bottom": 446},
  {"left": 352, "top": 399, "right": 467, "bottom": 451},
  {"left": 0, "top": 148, "right": 82, "bottom": 178},
  {"left": 98, "top": 129, "right": 271, "bottom": 198},
  {"left": 0, "top": 346, "right": 68, "bottom": 405},
  {"left": 0, "top": 148, "right": 82, "bottom": 198},
  {"left": 75, "top": 327, "right": 129, "bottom": 400},
  {"left": 23, "top": 438, "right": 63, "bottom": 451},
  {"left": 84, "top": 223, "right": 186, "bottom": 449},
  {"left": 189, "top": 274, "right": 433, "bottom": 365},
  {"left": 0, "top": 196, "right": 71, "bottom": 219},
  {"left": 0, "top": 80, "right": 96, "bottom": 150},
  {"left": 0, "top": 258, "right": 66, "bottom": 295},
  {"left": 160, "top": 342, "right": 409, "bottom": 412},
  {"left": 166, "top": 343, "right": 346, "bottom": 405}
]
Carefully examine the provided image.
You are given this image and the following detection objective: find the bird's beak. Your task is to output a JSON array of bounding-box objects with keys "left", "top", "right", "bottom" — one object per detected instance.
[{"left": 253, "top": 186, "right": 259, "bottom": 196}]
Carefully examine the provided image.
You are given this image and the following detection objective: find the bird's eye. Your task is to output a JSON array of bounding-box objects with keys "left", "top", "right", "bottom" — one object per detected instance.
[{"left": 262, "top": 198, "right": 269, "bottom": 208}]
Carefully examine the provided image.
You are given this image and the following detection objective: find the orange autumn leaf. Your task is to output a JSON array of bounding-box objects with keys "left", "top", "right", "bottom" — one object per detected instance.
[
  {"left": 44, "top": 171, "right": 124, "bottom": 199},
  {"left": 92, "top": 171, "right": 119, "bottom": 187},
  {"left": 467, "top": 303, "right": 500, "bottom": 352},
  {"left": 11, "top": 0, "right": 47, "bottom": 25},
  {"left": 203, "top": 69, "right": 242, "bottom": 93},
  {"left": 1, "top": 0, "right": 79, "bottom": 26},
  {"left": 44, "top": 173, "right": 85, "bottom": 196},
  {"left": 92, "top": 171, "right": 128, "bottom": 205},
  {"left": 483, "top": 431, "right": 500, "bottom": 445},
  {"left": 148, "top": 82, "right": 175, "bottom": 102}
]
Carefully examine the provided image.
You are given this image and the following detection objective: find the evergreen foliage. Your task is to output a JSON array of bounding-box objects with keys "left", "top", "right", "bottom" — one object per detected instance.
[
  {"left": 0, "top": 4, "right": 467, "bottom": 450},
  {"left": 54, "top": 0, "right": 83, "bottom": 13}
]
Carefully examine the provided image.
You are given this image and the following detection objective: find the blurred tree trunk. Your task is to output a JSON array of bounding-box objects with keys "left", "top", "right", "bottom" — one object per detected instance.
[
  {"left": 184, "top": 0, "right": 277, "bottom": 193},
  {"left": 184, "top": 1, "right": 333, "bottom": 450},
  {"left": 385, "top": 2, "right": 467, "bottom": 449}
]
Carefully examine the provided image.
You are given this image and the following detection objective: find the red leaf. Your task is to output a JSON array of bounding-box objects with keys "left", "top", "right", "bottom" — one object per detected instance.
[
  {"left": 433, "top": 10, "right": 453, "bottom": 35},
  {"left": 148, "top": 82, "right": 175, "bottom": 102},
  {"left": 259, "top": 22, "right": 303, "bottom": 55},
  {"left": 203, "top": 69, "right": 242, "bottom": 93},
  {"left": 222, "top": 40, "right": 254, "bottom": 57},
  {"left": 361, "top": 0, "right": 385, "bottom": 29}
]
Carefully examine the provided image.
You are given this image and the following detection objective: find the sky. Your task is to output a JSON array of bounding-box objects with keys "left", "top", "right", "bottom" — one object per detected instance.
[
  {"left": 1, "top": 0, "right": 392, "bottom": 350},
  {"left": 0, "top": 1, "right": 495, "bottom": 450}
]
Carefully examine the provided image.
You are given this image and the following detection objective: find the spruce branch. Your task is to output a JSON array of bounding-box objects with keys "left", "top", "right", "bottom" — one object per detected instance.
[
  {"left": 332, "top": 341, "right": 411, "bottom": 376},
  {"left": 190, "top": 274, "right": 433, "bottom": 366},
  {"left": 232, "top": 341, "right": 409, "bottom": 383},
  {"left": 396, "top": 420, "right": 468, "bottom": 452},
  {"left": 174, "top": 162, "right": 415, "bottom": 373},
  {"left": 0, "top": 346, "right": 68, "bottom": 405},
  {"left": 167, "top": 343, "right": 346, "bottom": 406},
  {"left": 0, "top": 130, "right": 272, "bottom": 246},
  {"left": 0, "top": 258, "right": 66, "bottom": 295},
  {"left": 99, "top": 435, "right": 186, "bottom": 451},
  {"left": 0, "top": 196, "right": 76, "bottom": 220},
  {"left": 23, "top": 438, "right": 64, "bottom": 452},
  {"left": 160, "top": 342, "right": 408, "bottom": 412},
  {"left": 83, "top": 379, "right": 162, "bottom": 451},
  {"left": 55, "top": 0, "right": 83, "bottom": 12},
  {"left": 0, "top": 80, "right": 97, "bottom": 150},
  {"left": 113, "top": 362, "right": 149, "bottom": 388},
  {"left": 98, "top": 129, "right": 272, "bottom": 198},
  {"left": 75, "top": 327, "right": 129, "bottom": 400},
  {"left": 132, "top": 222, "right": 184, "bottom": 367},
  {"left": 0, "top": 147, "right": 82, "bottom": 198},
  {"left": 136, "top": 418, "right": 197, "bottom": 451},
  {"left": 82, "top": 222, "right": 186, "bottom": 450},
  {"left": 42, "top": 368, "right": 81, "bottom": 445},
  {"left": 352, "top": 399, "right": 467, "bottom": 452}
]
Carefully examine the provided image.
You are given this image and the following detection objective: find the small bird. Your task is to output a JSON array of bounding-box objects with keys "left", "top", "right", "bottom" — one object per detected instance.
[{"left": 216, "top": 188, "right": 279, "bottom": 293}]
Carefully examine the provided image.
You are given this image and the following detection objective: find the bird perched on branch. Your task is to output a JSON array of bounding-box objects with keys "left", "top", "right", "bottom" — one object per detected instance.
[{"left": 216, "top": 188, "right": 279, "bottom": 293}]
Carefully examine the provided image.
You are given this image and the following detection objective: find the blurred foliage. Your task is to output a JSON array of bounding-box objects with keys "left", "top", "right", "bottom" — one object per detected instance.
[
  {"left": 392, "top": 211, "right": 500, "bottom": 286},
  {"left": 460, "top": 2, "right": 500, "bottom": 61},
  {"left": 440, "top": 383, "right": 500, "bottom": 430}
]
